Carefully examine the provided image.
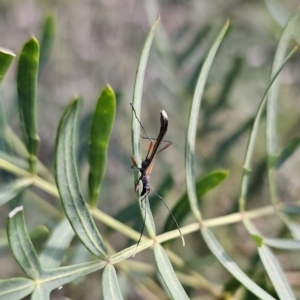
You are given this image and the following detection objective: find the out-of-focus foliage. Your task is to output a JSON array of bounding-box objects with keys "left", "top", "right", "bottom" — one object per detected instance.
[{"left": 0, "top": 0, "right": 300, "bottom": 299}]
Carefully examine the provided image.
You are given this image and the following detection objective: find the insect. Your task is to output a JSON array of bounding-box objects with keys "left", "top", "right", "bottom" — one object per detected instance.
[{"left": 130, "top": 103, "right": 185, "bottom": 256}]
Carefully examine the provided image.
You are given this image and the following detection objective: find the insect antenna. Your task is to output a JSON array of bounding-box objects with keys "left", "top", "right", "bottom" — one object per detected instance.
[
  {"left": 130, "top": 103, "right": 152, "bottom": 142},
  {"left": 151, "top": 189, "right": 185, "bottom": 247},
  {"left": 132, "top": 194, "right": 148, "bottom": 257}
]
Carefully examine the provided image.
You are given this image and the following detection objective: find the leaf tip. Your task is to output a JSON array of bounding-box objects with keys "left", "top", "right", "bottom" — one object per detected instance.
[
  {"left": 8, "top": 206, "right": 24, "bottom": 218},
  {"left": 105, "top": 83, "right": 115, "bottom": 95},
  {"left": 0, "top": 47, "right": 16, "bottom": 57}
]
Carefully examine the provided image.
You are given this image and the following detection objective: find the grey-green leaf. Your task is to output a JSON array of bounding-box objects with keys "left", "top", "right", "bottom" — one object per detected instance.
[
  {"left": 131, "top": 17, "right": 160, "bottom": 238},
  {"left": 88, "top": 85, "right": 116, "bottom": 206},
  {"left": 39, "top": 219, "right": 75, "bottom": 268},
  {"left": 239, "top": 47, "right": 297, "bottom": 210},
  {"left": 266, "top": 9, "right": 299, "bottom": 159},
  {"left": 185, "top": 21, "right": 229, "bottom": 221},
  {"left": 0, "top": 178, "right": 32, "bottom": 206},
  {"left": 42, "top": 260, "right": 106, "bottom": 291},
  {"left": 258, "top": 244, "right": 296, "bottom": 300},
  {"left": 0, "top": 278, "right": 35, "bottom": 300},
  {"left": 17, "top": 36, "right": 40, "bottom": 174},
  {"left": 154, "top": 244, "right": 189, "bottom": 300},
  {"left": 0, "top": 48, "right": 15, "bottom": 85},
  {"left": 102, "top": 264, "right": 123, "bottom": 300},
  {"left": 55, "top": 97, "right": 108, "bottom": 259},
  {"left": 263, "top": 237, "right": 300, "bottom": 250},
  {"left": 201, "top": 227, "right": 276, "bottom": 300},
  {"left": 7, "top": 206, "right": 42, "bottom": 279}
]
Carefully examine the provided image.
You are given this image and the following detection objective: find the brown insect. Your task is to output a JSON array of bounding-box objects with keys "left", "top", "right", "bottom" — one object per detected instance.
[{"left": 130, "top": 103, "right": 185, "bottom": 255}]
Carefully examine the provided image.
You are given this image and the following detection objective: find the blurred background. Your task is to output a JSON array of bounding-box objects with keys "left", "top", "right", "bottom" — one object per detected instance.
[{"left": 0, "top": 0, "right": 300, "bottom": 299}]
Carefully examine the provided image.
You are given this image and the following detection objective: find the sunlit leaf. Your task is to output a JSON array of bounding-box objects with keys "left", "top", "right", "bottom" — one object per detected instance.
[
  {"left": 88, "top": 85, "right": 116, "bottom": 206},
  {"left": 17, "top": 36, "right": 40, "bottom": 173}
]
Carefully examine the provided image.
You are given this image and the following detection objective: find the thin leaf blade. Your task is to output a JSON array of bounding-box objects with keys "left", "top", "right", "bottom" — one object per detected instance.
[
  {"left": 17, "top": 36, "right": 40, "bottom": 173},
  {"left": 131, "top": 17, "right": 160, "bottom": 238},
  {"left": 201, "top": 227, "right": 276, "bottom": 300},
  {"left": 239, "top": 47, "right": 297, "bottom": 210},
  {"left": 0, "top": 278, "right": 35, "bottom": 300},
  {"left": 154, "top": 244, "right": 189, "bottom": 300},
  {"left": 88, "top": 85, "right": 116, "bottom": 206},
  {"left": 0, "top": 178, "right": 32, "bottom": 206},
  {"left": 263, "top": 238, "right": 300, "bottom": 250},
  {"left": 39, "top": 13, "right": 55, "bottom": 72},
  {"left": 0, "top": 48, "right": 15, "bottom": 85},
  {"left": 55, "top": 98, "right": 108, "bottom": 259},
  {"left": 7, "top": 206, "right": 42, "bottom": 279},
  {"left": 102, "top": 264, "right": 123, "bottom": 300},
  {"left": 258, "top": 244, "right": 296, "bottom": 300},
  {"left": 39, "top": 219, "right": 75, "bottom": 268},
  {"left": 185, "top": 21, "right": 229, "bottom": 221}
]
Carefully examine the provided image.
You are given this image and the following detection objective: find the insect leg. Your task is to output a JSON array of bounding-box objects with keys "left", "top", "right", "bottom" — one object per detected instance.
[{"left": 132, "top": 193, "right": 149, "bottom": 257}]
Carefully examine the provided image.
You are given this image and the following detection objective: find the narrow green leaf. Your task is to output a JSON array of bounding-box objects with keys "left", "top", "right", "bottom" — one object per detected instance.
[
  {"left": 201, "top": 227, "right": 276, "bottom": 300},
  {"left": 39, "top": 13, "right": 55, "bottom": 72},
  {"left": 7, "top": 206, "right": 42, "bottom": 279},
  {"left": 266, "top": 9, "right": 299, "bottom": 157},
  {"left": 239, "top": 47, "right": 297, "bottom": 211},
  {"left": 42, "top": 260, "right": 106, "bottom": 291},
  {"left": 185, "top": 21, "right": 229, "bottom": 221},
  {"left": 258, "top": 245, "right": 296, "bottom": 300},
  {"left": 0, "top": 278, "right": 35, "bottom": 300},
  {"left": 17, "top": 36, "right": 40, "bottom": 174},
  {"left": 154, "top": 244, "right": 189, "bottom": 300},
  {"left": 0, "top": 48, "right": 15, "bottom": 85},
  {"left": 88, "top": 85, "right": 116, "bottom": 206},
  {"left": 266, "top": 9, "right": 300, "bottom": 203},
  {"left": 163, "top": 170, "right": 228, "bottom": 234},
  {"left": 39, "top": 219, "right": 75, "bottom": 268},
  {"left": 276, "top": 138, "right": 300, "bottom": 169},
  {"left": 0, "top": 178, "right": 32, "bottom": 206},
  {"left": 55, "top": 97, "right": 108, "bottom": 259},
  {"left": 263, "top": 238, "right": 300, "bottom": 250},
  {"left": 102, "top": 264, "right": 123, "bottom": 300},
  {"left": 131, "top": 17, "right": 160, "bottom": 238}
]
